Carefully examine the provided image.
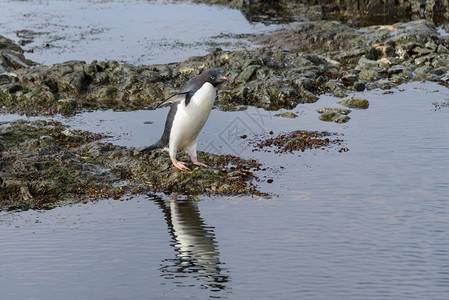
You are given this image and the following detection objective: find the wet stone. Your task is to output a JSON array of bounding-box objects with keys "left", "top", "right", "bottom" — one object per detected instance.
[
  {"left": 317, "top": 107, "right": 351, "bottom": 115},
  {"left": 338, "top": 97, "right": 370, "bottom": 109},
  {"left": 275, "top": 112, "right": 298, "bottom": 118},
  {"left": 378, "top": 80, "right": 397, "bottom": 89},
  {"left": 353, "top": 82, "right": 366, "bottom": 91},
  {"left": 318, "top": 112, "right": 351, "bottom": 123}
]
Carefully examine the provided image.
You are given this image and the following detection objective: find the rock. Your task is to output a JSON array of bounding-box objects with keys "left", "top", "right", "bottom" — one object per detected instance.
[
  {"left": 387, "top": 65, "right": 410, "bottom": 75},
  {"left": 0, "top": 35, "right": 33, "bottom": 72},
  {"left": 412, "top": 46, "right": 433, "bottom": 56},
  {"left": 356, "top": 58, "right": 380, "bottom": 69},
  {"left": 236, "top": 65, "right": 260, "bottom": 83},
  {"left": 0, "top": 74, "right": 12, "bottom": 85},
  {"left": 275, "top": 112, "right": 298, "bottom": 118},
  {"left": 358, "top": 69, "right": 381, "bottom": 81},
  {"left": 317, "top": 107, "right": 351, "bottom": 123},
  {"left": 341, "top": 73, "right": 359, "bottom": 86},
  {"left": 338, "top": 97, "right": 369, "bottom": 109},
  {"left": 318, "top": 112, "right": 350, "bottom": 123},
  {"left": 353, "top": 82, "right": 366, "bottom": 91},
  {"left": 425, "top": 40, "right": 438, "bottom": 50},
  {"left": 378, "top": 80, "right": 397, "bottom": 89},
  {"left": 432, "top": 57, "right": 449, "bottom": 69},
  {"left": 437, "top": 45, "right": 449, "bottom": 54},
  {"left": 414, "top": 66, "right": 436, "bottom": 79},
  {"left": 62, "top": 129, "right": 80, "bottom": 138},
  {"left": 365, "top": 47, "right": 381, "bottom": 60},
  {"left": 317, "top": 107, "right": 351, "bottom": 115},
  {"left": 57, "top": 98, "right": 78, "bottom": 115}
]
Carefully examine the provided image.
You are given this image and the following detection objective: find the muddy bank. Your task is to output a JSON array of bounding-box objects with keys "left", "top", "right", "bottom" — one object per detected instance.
[
  {"left": 2, "top": 20, "right": 449, "bottom": 116},
  {"left": 0, "top": 120, "right": 264, "bottom": 211}
]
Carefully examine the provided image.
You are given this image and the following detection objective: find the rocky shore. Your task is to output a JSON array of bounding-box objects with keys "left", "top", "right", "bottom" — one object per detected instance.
[
  {"left": 2, "top": 5, "right": 449, "bottom": 210},
  {"left": 2, "top": 19, "right": 449, "bottom": 116}
]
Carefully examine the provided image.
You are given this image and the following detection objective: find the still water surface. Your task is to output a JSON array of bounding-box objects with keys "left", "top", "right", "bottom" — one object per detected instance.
[
  {"left": 1, "top": 82, "right": 449, "bottom": 299},
  {"left": 0, "top": 0, "right": 281, "bottom": 65}
]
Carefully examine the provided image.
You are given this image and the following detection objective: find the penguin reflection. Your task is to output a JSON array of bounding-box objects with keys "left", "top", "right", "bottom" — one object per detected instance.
[{"left": 152, "top": 195, "right": 229, "bottom": 291}]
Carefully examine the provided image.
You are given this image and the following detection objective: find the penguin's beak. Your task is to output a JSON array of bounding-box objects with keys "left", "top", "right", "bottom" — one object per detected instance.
[{"left": 219, "top": 76, "right": 228, "bottom": 82}]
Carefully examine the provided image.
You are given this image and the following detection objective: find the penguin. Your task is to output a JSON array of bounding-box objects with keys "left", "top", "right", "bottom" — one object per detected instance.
[{"left": 140, "top": 69, "right": 228, "bottom": 171}]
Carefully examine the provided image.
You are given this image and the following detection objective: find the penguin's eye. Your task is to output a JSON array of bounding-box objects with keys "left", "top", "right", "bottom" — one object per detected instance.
[{"left": 210, "top": 76, "right": 215, "bottom": 80}]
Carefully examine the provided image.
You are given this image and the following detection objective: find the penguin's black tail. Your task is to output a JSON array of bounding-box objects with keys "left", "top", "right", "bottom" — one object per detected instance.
[{"left": 139, "top": 140, "right": 166, "bottom": 153}]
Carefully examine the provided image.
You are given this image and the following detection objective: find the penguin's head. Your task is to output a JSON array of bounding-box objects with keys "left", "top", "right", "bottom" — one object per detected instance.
[{"left": 202, "top": 69, "right": 228, "bottom": 87}]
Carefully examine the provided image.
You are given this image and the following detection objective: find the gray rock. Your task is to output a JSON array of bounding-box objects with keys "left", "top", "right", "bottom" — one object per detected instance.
[
  {"left": 57, "top": 98, "right": 77, "bottom": 115},
  {"left": 356, "top": 58, "right": 380, "bottom": 69},
  {"left": 353, "top": 82, "right": 366, "bottom": 92},
  {"left": 236, "top": 65, "right": 260, "bottom": 83},
  {"left": 275, "top": 112, "right": 298, "bottom": 118},
  {"left": 359, "top": 69, "right": 381, "bottom": 81},
  {"left": 412, "top": 46, "right": 433, "bottom": 56},
  {"left": 378, "top": 80, "right": 397, "bottom": 89},
  {"left": 338, "top": 97, "right": 369, "bottom": 109},
  {"left": 318, "top": 111, "right": 350, "bottom": 123},
  {"left": 317, "top": 107, "right": 351, "bottom": 115}
]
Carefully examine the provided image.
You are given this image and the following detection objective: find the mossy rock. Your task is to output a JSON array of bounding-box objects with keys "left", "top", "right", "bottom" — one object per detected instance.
[
  {"left": 318, "top": 112, "right": 351, "bottom": 123},
  {"left": 337, "top": 97, "right": 369, "bottom": 109},
  {"left": 275, "top": 112, "right": 298, "bottom": 118},
  {"left": 317, "top": 107, "right": 351, "bottom": 115}
]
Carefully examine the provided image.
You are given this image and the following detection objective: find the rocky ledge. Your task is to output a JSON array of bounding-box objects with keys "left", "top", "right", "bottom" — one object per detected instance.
[
  {"left": 0, "top": 120, "right": 263, "bottom": 210},
  {"left": 2, "top": 20, "right": 449, "bottom": 116}
]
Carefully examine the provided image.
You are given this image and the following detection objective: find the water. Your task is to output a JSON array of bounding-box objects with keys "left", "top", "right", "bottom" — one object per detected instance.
[
  {"left": 0, "top": 0, "right": 282, "bottom": 65},
  {"left": 1, "top": 82, "right": 449, "bottom": 299},
  {"left": 1, "top": 0, "right": 449, "bottom": 299}
]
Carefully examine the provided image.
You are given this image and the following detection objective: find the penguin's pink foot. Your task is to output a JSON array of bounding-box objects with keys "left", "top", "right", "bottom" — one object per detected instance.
[
  {"left": 171, "top": 157, "right": 190, "bottom": 171},
  {"left": 194, "top": 161, "right": 209, "bottom": 168},
  {"left": 190, "top": 155, "right": 209, "bottom": 168}
]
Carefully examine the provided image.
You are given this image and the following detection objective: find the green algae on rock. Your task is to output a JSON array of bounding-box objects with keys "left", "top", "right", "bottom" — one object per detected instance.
[
  {"left": 0, "top": 120, "right": 263, "bottom": 211},
  {"left": 317, "top": 107, "right": 351, "bottom": 115},
  {"left": 338, "top": 97, "right": 370, "bottom": 109},
  {"left": 317, "top": 107, "right": 351, "bottom": 123},
  {"left": 274, "top": 112, "right": 298, "bottom": 118},
  {"left": 318, "top": 111, "right": 351, "bottom": 123}
]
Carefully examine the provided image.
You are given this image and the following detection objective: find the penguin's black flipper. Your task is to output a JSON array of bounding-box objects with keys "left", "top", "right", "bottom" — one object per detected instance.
[
  {"left": 156, "top": 90, "right": 197, "bottom": 108},
  {"left": 156, "top": 92, "right": 189, "bottom": 108}
]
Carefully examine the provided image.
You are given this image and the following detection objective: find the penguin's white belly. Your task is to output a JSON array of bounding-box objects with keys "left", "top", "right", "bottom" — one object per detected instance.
[{"left": 169, "top": 83, "right": 216, "bottom": 149}]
